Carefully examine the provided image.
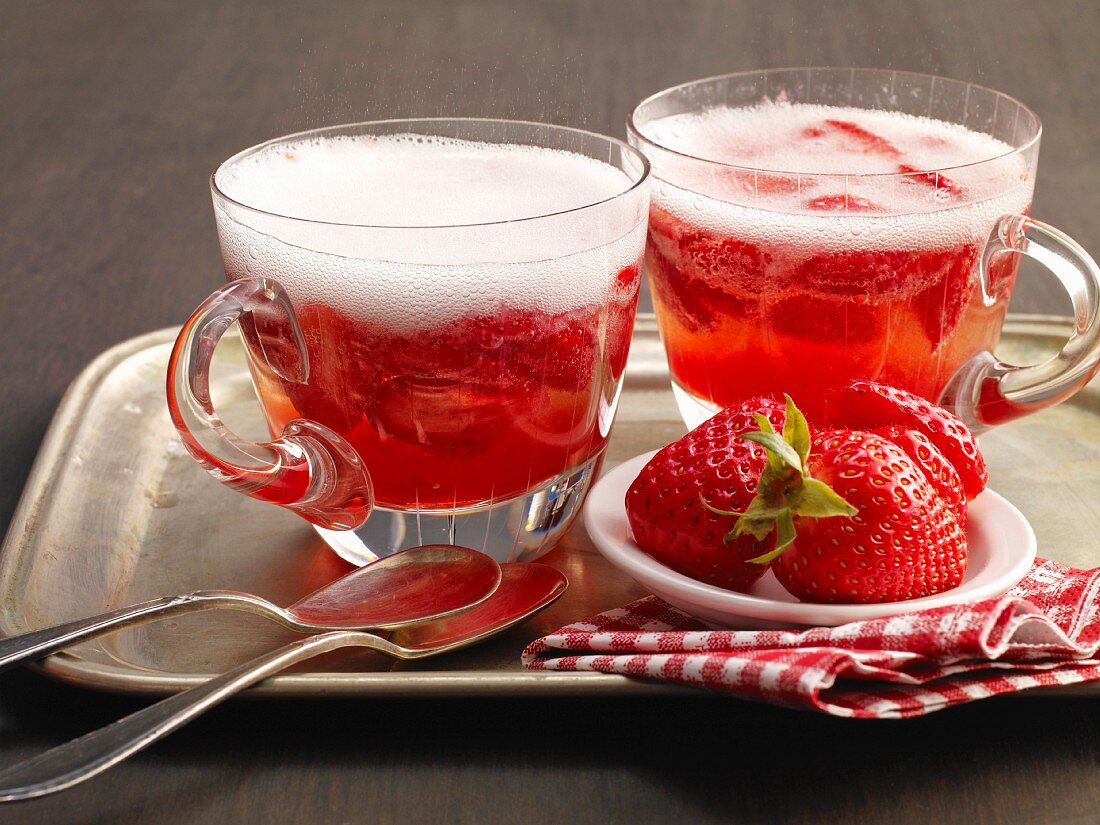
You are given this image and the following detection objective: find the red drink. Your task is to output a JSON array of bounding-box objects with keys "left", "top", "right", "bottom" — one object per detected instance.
[
  {"left": 245, "top": 275, "right": 639, "bottom": 509},
  {"left": 634, "top": 101, "right": 1032, "bottom": 423},
  {"left": 213, "top": 132, "right": 645, "bottom": 511}
]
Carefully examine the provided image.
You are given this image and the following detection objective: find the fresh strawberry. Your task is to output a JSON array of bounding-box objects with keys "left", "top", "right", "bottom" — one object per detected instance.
[
  {"left": 712, "top": 399, "right": 968, "bottom": 604},
  {"left": 627, "top": 387, "right": 979, "bottom": 603},
  {"left": 767, "top": 428, "right": 967, "bottom": 603},
  {"left": 831, "top": 380, "right": 987, "bottom": 500},
  {"left": 872, "top": 425, "right": 967, "bottom": 525},
  {"left": 625, "top": 398, "right": 786, "bottom": 591}
]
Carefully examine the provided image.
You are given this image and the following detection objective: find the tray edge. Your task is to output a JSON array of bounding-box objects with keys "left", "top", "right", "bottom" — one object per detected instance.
[{"left": 31, "top": 654, "right": 692, "bottom": 698}]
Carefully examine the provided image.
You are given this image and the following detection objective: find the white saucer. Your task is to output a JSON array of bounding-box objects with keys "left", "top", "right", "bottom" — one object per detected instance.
[{"left": 584, "top": 451, "right": 1037, "bottom": 629}]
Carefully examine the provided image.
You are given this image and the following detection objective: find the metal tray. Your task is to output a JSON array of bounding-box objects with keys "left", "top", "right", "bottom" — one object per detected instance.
[{"left": 2, "top": 315, "right": 1098, "bottom": 698}]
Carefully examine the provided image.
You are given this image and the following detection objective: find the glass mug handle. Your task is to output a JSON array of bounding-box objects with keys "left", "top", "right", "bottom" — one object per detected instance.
[
  {"left": 940, "top": 215, "right": 1100, "bottom": 431},
  {"left": 166, "top": 276, "right": 373, "bottom": 530}
]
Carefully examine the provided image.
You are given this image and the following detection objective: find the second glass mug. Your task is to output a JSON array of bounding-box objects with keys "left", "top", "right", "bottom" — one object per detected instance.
[
  {"left": 627, "top": 68, "right": 1100, "bottom": 431},
  {"left": 167, "top": 119, "right": 651, "bottom": 565}
]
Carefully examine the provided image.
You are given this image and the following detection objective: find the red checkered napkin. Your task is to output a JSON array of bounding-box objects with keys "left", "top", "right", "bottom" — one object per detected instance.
[{"left": 522, "top": 558, "right": 1100, "bottom": 718}]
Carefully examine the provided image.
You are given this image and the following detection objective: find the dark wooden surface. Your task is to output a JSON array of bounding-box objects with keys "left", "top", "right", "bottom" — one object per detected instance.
[{"left": 2, "top": 1, "right": 1099, "bottom": 822}]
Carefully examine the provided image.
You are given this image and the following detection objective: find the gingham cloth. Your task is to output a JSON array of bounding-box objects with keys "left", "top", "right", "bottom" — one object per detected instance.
[{"left": 521, "top": 558, "right": 1100, "bottom": 718}]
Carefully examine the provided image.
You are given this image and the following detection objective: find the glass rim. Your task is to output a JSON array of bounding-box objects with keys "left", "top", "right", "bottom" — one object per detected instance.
[
  {"left": 626, "top": 67, "right": 1043, "bottom": 180},
  {"left": 210, "top": 117, "right": 652, "bottom": 230}
]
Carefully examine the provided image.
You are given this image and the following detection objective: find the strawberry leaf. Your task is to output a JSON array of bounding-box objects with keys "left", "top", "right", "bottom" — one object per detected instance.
[
  {"left": 734, "top": 517, "right": 774, "bottom": 543},
  {"left": 754, "top": 413, "right": 776, "bottom": 435},
  {"left": 700, "top": 494, "right": 744, "bottom": 518},
  {"left": 732, "top": 393, "right": 858, "bottom": 565},
  {"left": 775, "top": 508, "right": 796, "bottom": 552},
  {"left": 794, "top": 478, "right": 858, "bottom": 518},
  {"left": 782, "top": 394, "right": 811, "bottom": 468},
  {"left": 736, "top": 494, "right": 791, "bottom": 523},
  {"left": 747, "top": 508, "right": 795, "bottom": 564},
  {"left": 740, "top": 431, "right": 802, "bottom": 472}
]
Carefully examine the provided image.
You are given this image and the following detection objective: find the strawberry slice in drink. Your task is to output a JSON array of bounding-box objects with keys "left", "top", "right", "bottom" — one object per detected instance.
[
  {"left": 821, "top": 119, "right": 904, "bottom": 159},
  {"left": 607, "top": 264, "right": 642, "bottom": 379},
  {"left": 718, "top": 166, "right": 803, "bottom": 198},
  {"left": 897, "top": 164, "right": 965, "bottom": 199},
  {"left": 645, "top": 208, "right": 765, "bottom": 332},
  {"left": 539, "top": 314, "right": 598, "bottom": 392},
  {"left": 804, "top": 193, "right": 882, "bottom": 213},
  {"left": 769, "top": 292, "right": 883, "bottom": 345},
  {"left": 909, "top": 244, "right": 980, "bottom": 347},
  {"left": 812, "top": 119, "right": 966, "bottom": 199}
]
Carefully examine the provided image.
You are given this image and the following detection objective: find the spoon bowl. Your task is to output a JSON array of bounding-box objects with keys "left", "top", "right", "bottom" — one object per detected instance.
[
  {"left": 285, "top": 543, "right": 502, "bottom": 629},
  {"left": 389, "top": 563, "right": 567, "bottom": 655}
]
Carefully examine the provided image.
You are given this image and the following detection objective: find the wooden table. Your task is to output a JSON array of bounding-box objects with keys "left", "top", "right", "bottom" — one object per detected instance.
[{"left": 2, "top": 1, "right": 1099, "bottom": 822}]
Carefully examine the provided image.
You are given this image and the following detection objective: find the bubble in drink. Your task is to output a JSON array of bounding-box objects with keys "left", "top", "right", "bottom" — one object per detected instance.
[
  {"left": 637, "top": 102, "right": 1032, "bottom": 417},
  {"left": 214, "top": 135, "right": 644, "bottom": 509}
]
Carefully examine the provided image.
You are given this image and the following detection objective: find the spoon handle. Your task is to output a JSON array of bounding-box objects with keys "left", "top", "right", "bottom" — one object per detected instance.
[
  {"left": 0, "top": 630, "right": 383, "bottom": 801},
  {"left": 0, "top": 592, "right": 274, "bottom": 673}
]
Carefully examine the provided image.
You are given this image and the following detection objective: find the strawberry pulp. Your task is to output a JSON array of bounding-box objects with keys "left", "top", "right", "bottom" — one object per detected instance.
[
  {"left": 243, "top": 266, "right": 641, "bottom": 510},
  {"left": 640, "top": 104, "right": 1031, "bottom": 418}
]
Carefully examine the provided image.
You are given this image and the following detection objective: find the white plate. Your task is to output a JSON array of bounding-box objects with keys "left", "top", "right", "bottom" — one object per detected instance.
[{"left": 585, "top": 452, "right": 1038, "bottom": 629}]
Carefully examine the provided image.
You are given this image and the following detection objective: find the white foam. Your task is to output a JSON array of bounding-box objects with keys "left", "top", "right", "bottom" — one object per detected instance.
[
  {"left": 213, "top": 135, "right": 646, "bottom": 326},
  {"left": 216, "top": 133, "right": 632, "bottom": 228},
  {"left": 642, "top": 102, "right": 1033, "bottom": 251},
  {"left": 645, "top": 102, "right": 1014, "bottom": 177}
]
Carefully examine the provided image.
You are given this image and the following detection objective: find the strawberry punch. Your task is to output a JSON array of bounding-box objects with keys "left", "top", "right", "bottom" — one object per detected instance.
[
  {"left": 168, "top": 120, "right": 651, "bottom": 564},
  {"left": 625, "top": 70, "right": 1096, "bottom": 430},
  {"left": 641, "top": 105, "right": 1029, "bottom": 416},
  {"left": 253, "top": 284, "right": 641, "bottom": 512}
]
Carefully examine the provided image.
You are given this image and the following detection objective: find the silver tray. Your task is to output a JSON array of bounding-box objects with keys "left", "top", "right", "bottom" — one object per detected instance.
[{"left": 2, "top": 315, "right": 1098, "bottom": 698}]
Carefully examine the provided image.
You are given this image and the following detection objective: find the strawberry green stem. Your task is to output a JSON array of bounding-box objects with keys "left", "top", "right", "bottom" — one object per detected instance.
[{"left": 710, "top": 395, "right": 856, "bottom": 565}]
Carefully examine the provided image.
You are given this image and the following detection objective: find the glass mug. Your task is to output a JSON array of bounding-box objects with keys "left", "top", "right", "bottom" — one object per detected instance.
[
  {"left": 627, "top": 68, "right": 1100, "bottom": 430},
  {"left": 167, "top": 119, "right": 651, "bottom": 565}
]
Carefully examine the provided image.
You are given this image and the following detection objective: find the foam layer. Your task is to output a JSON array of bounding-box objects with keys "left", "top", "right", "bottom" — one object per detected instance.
[
  {"left": 216, "top": 133, "right": 633, "bottom": 227},
  {"left": 641, "top": 102, "right": 1033, "bottom": 251},
  {"left": 214, "top": 135, "right": 646, "bottom": 327},
  {"left": 645, "top": 102, "right": 1016, "bottom": 177}
]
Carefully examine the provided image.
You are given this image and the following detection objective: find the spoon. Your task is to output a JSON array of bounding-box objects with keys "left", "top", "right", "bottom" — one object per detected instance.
[
  {"left": 0, "top": 563, "right": 566, "bottom": 802},
  {"left": 0, "top": 544, "right": 501, "bottom": 674}
]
